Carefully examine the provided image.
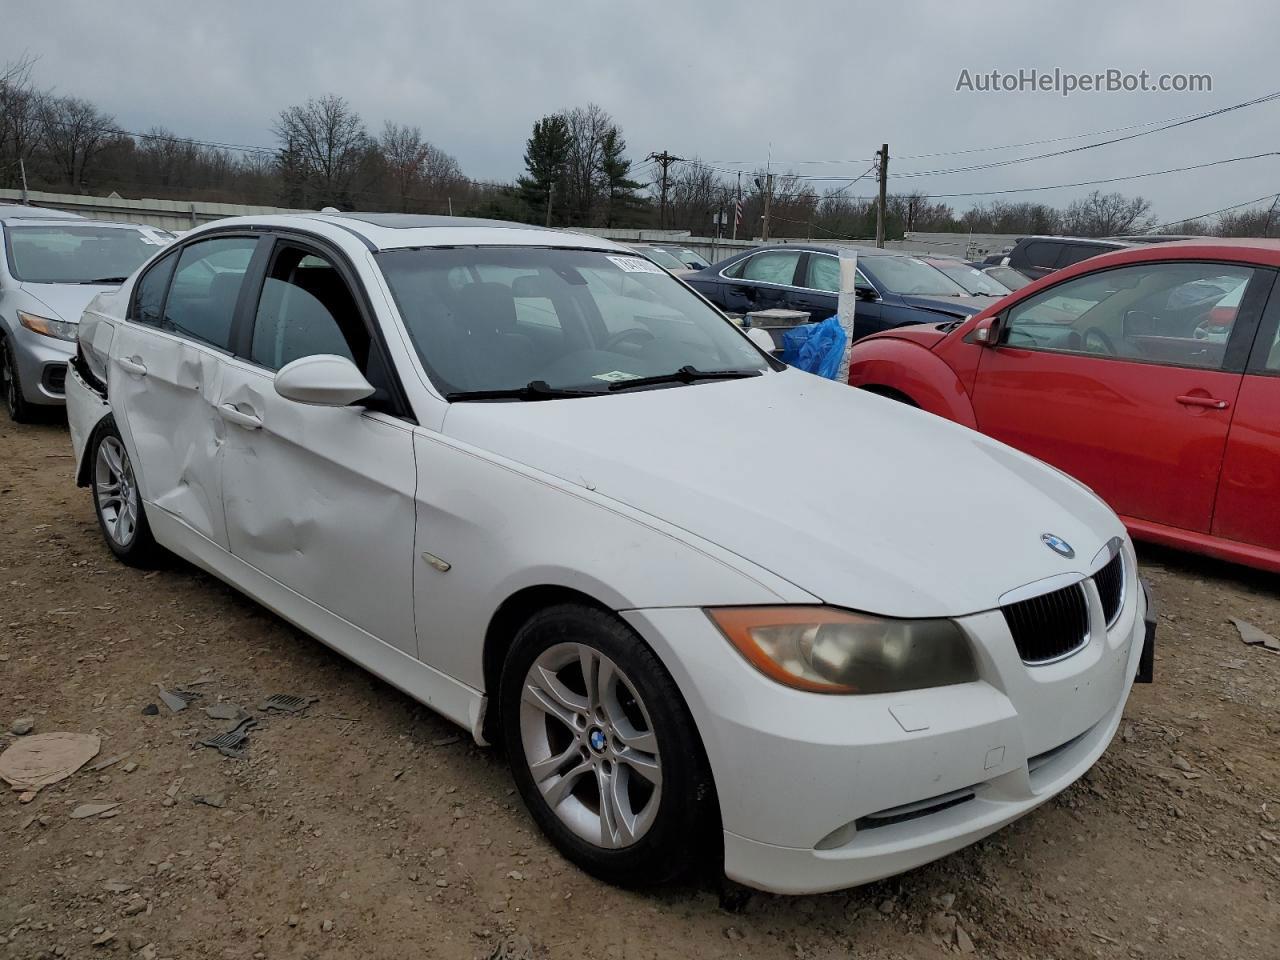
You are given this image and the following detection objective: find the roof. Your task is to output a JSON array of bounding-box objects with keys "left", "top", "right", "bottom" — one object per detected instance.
[
  {"left": 1014, "top": 235, "right": 1132, "bottom": 246},
  {"left": 0, "top": 203, "right": 85, "bottom": 222},
  {"left": 1016, "top": 236, "right": 1280, "bottom": 288},
  {"left": 747, "top": 242, "right": 920, "bottom": 258},
  {"left": 332, "top": 212, "right": 560, "bottom": 233},
  {"left": 192, "top": 211, "right": 629, "bottom": 254}
]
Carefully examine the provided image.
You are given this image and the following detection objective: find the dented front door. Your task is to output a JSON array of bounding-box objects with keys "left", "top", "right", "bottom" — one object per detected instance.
[{"left": 215, "top": 354, "right": 419, "bottom": 655}]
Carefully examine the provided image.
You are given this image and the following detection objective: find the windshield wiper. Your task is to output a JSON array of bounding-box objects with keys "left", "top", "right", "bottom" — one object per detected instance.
[
  {"left": 607, "top": 365, "right": 762, "bottom": 392},
  {"left": 445, "top": 380, "right": 603, "bottom": 402},
  {"left": 81, "top": 276, "right": 128, "bottom": 285}
]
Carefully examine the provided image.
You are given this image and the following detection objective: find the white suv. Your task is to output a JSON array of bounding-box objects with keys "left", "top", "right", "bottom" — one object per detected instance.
[{"left": 66, "top": 212, "right": 1153, "bottom": 894}]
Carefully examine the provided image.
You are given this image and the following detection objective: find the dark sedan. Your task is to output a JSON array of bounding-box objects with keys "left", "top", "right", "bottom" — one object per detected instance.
[{"left": 683, "top": 244, "right": 987, "bottom": 341}]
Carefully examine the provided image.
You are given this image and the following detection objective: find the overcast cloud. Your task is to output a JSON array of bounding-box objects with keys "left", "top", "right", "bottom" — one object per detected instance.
[{"left": 6, "top": 0, "right": 1278, "bottom": 223}]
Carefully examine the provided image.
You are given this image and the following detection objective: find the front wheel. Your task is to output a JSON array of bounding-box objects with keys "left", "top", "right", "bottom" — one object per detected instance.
[
  {"left": 499, "top": 604, "right": 716, "bottom": 887},
  {"left": 90, "top": 419, "right": 163, "bottom": 567},
  {"left": 2, "top": 336, "right": 36, "bottom": 423}
]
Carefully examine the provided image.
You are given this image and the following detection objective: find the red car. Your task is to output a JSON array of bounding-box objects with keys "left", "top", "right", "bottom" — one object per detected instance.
[{"left": 848, "top": 239, "right": 1280, "bottom": 572}]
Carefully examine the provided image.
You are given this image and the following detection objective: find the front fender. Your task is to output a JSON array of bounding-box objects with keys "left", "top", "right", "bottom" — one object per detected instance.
[
  {"left": 848, "top": 338, "right": 977, "bottom": 429},
  {"left": 67, "top": 362, "right": 113, "bottom": 487}
]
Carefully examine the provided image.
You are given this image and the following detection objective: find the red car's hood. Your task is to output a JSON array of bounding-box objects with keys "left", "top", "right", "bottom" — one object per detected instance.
[{"left": 864, "top": 321, "right": 953, "bottom": 349}]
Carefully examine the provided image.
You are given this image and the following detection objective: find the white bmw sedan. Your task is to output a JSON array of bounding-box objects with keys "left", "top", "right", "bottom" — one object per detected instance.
[{"left": 66, "top": 213, "right": 1153, "bottom": 894}]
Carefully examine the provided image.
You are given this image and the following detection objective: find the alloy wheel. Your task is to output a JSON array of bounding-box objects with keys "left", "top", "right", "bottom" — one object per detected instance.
[
  {"left": 2, "top": 345, "right": 16, "bottom": 418},
  {"left": 518, "top": 642, "right": 663, "bottom": 848},
  {"left": 95, "top": 436, "right": 139, "bottom": 546}
]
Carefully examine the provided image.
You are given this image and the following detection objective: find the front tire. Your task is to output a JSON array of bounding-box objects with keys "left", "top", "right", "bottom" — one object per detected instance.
[
  {"left": 90, "top": 418, "right": 163, "bottom": 567},
  {"left": 499, "top": 604, "right": 715, "bottom": 887},
  {"left": 2, "top": 336, "right": 36, "bottom": 423}
]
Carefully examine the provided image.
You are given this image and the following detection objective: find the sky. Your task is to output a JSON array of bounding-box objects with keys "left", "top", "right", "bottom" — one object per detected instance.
[{"left": 5, "top": 0, "right": 1280, "bottom": 225}]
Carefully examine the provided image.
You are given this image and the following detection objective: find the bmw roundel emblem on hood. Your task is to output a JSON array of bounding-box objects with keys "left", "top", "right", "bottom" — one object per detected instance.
[{"left": 1041, "top": 533, "right": 1075, "bottom": 558}]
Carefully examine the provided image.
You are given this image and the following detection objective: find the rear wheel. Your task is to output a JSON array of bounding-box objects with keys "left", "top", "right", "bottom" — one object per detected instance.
[
  {"left": 90, "top": 419, "right": 163, "bottom": 567},
  {"left": 1, "top": 336, "right": 36, "bottom": 423},
  {"left": 499, "top": 604, "right": 715, "bottom": 887}
]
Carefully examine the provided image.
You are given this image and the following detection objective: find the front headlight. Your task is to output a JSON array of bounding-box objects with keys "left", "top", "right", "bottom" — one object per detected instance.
[
  {"left": 706, "top": 606, "right": 977, "bottom": 694},
  {"left": 18, "top": 311, "right": 78, "bottom": 342}
]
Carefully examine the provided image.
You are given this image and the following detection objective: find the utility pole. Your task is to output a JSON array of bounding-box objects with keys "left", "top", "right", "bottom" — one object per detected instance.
[
  {"left": 757, "top": 173, "right": 775, "bottom": 242},
  {"left": 875, "top": 143, "right": 889, "bottom": 248},
  {"left": 732, "top": 171, "right": 741, "bottom": 241},
  {"left": 1263, "top": 193, "right": 1280, "bottom": 238},
  {"left": 545, "top": 180, "right": 554, "bottom": 228},
  {"left": 19, "top": 158, "right": 29, "bottom": 205},
  {"left": 646, "top": 151, "right": 683, "bottom": 230}
]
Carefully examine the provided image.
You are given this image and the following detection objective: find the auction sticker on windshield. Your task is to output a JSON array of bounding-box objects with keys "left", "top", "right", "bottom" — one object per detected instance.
[
  {"left": 606, "top": 255, "right": 665, "bottom": 274},
  {"left": 591, "top": 370, "right": 643, "bottom": 382}
]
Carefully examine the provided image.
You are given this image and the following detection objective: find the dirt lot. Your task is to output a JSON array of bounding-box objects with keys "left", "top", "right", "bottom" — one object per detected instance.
[{"left": 2, "top": 414, "right": 1278, "bottom": 960}]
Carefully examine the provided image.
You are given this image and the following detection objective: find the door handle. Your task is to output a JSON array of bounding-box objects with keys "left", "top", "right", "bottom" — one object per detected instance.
[
  {"left": 118, "top": 356, "right": 147, "bottom": 376},
  {"left": 1175, "top": 395, "right": 1229, "bottom": 410},
  {"left": 217, "top": 403, "right": 263, "bottom": 429}
]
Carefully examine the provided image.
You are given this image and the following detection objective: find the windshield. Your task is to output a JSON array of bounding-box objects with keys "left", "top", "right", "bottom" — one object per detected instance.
[
  {"left": 864, "top": 255, "right": 970, "bottom": 297},
  {"left": 636, "top": 246, "right": 687, "bottom": 271},
  {"left": 5, "top": 224, "right": 170, "bottom": 283},
  {"left": 378, "top": 246, "right": 771, "bottom": 397},
  {"left": 673, "top": 248, "right": 709, "bottom": 268},
  {"left": 985, "top": 266, "right": 1031, "bottom": 290},
  {"left": 931, "top": 261, "right": 1011, "bottom": 296}
]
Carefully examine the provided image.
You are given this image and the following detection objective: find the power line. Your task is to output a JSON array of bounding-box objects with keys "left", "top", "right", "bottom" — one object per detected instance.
[
  {"left": 683, "top": 86, "right": 1280, "bottom": 174},
  {"left": 892, "top": 89, "right": 1280, "bottom": 179},
  {"left": 1148, "top": 191, "right": 1280, "bottom": 232},
  {"left": 911, "top": 151, "right": 1280, "bottom": 199}
]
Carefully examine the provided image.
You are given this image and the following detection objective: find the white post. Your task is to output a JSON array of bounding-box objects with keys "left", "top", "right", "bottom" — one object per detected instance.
[{"left": 835, "top": 251, "right": 858, "bottom": 384}]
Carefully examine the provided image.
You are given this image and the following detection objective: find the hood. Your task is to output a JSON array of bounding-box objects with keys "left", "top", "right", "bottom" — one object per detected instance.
[
  {"left": 19, "top": 282, "right": 118, "bottom": 324},
  {"left": 865, "top": 322, "right": 951, "bottom": 349},
  {"left": 898, "top": 294, "right": 986, "bottom": 319},
  {"left": 443, "top": 370, "right": 1124, "bottom": 617}
]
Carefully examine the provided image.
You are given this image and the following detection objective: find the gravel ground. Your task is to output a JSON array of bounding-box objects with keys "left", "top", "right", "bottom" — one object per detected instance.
[{"left": 2, "top": 414, "right": 1279, "bottom": 960}]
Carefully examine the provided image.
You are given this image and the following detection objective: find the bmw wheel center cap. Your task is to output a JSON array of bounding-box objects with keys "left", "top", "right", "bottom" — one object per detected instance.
[{"left": 588, "top": 728, "right": 607, "bottom": 752}]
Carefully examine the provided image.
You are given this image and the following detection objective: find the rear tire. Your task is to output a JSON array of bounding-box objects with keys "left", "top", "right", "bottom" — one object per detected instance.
[
  {"left": 499, "top": 603, "right": 716, "bottom": 887},
  {"left": 2, "top": 336, "right": 36, "bottom": 423},
  {"left": 90, "top": 418, "right": 164, "bottom": 567}
]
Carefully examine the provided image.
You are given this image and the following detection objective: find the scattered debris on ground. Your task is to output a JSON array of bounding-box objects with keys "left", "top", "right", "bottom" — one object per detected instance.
[
  {"left": 3, "top": 418, "right": 1278, "bottom": 960},
  {"left": 1231, "top": 616, "right": 1280, "bottom": 652}
]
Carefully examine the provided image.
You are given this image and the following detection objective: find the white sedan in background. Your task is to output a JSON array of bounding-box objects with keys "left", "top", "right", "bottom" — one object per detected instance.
[{"left": 66, "top": 213, "right": 1153, "bottom": 894}]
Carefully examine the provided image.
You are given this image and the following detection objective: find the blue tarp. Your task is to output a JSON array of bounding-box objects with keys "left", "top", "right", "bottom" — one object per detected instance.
[{"left": 780, "top": 315, "right": 847, "bottom": 380}]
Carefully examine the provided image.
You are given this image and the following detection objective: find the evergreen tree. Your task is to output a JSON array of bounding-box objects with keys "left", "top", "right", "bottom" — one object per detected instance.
[
  {"left": 600, "top": 125, "right": 643, "bottom": 227},
  {"left": 517, "top": 114, "right": 571, "bottom": 225}
]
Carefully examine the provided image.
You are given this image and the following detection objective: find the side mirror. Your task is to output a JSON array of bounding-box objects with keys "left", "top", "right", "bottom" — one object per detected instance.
[
  {"left": 971, "top": 315, "right": 1003, "bottom": 346},
  {"left": 855, "top": 285, "right": 879, "bottom": 302},
  {"left": 274, "top": 354, "right": 375, "bottom": 407}
]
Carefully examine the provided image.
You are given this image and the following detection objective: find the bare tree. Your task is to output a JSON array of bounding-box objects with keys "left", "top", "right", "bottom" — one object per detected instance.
[
  {"left": 272, "top": 94, "right": 370, "bottom": 207},
  {"left": 1060, "top": 191, "right": 1156, "bottom": 237},
  {"left": 39, "top": 96, "right": 118, "bottom": 190},
  {"left": 562, "top": 103, "right": 613, "bottom": 225},
  {"left": 380, "top": 122, "right": 464, "bottom": 212},
  {"left": 0, "top": 55, "right": 48, "bottom": 189}
]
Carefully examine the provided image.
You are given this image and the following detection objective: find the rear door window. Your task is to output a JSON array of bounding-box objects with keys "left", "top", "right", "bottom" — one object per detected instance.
[
  {"left": 1057, "top": 244, "right": 1108, "bottom": 268},
  {"left": 163, "top": 237, "right": 258, "bottom": 350},
  {"left": 740, "top": 250, "right": 802, "bottom": 285},
  {"left": 1022, "top": 241, "right": 1062, "bottom": 269},
  {"left": 131, "top": 250, "right": 178, "bottom": 328}
]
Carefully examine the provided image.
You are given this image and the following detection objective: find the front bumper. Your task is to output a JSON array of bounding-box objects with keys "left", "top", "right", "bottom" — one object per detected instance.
[
  {"left": 10, "top": 323, "right": 75, "bottom": 405},
  {"left": 622, "top": 559, "right": 1148, "bottom": 894}
]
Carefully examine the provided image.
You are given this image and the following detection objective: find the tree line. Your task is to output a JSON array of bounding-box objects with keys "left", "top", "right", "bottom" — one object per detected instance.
[{"left": 3, "top": 55, "right": 1277, "bottom": 240}]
